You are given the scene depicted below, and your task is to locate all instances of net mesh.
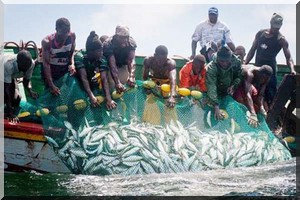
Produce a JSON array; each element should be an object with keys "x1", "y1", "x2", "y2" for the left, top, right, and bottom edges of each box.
[{"x1": 16, "y1": 74, "x2": 291, "y2": 175}]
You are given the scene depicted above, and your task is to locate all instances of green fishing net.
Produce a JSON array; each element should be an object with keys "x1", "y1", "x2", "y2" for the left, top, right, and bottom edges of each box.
[{"x1": 17, "y1": 73, "x2": 291, "y2": 175}]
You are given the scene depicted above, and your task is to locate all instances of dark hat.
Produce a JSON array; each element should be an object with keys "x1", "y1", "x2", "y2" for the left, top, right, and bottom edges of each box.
[
  {"x1": 208, "y1": 7, "x2": 218, "y2": 15},
  {"x1": 217, "y1": 46, "x2": 232, "y2": 60},
  {"x1": 270, "y1": 13, "x2": 283, "y2": 28},
  {"x1": 86, "y1": 31, "x2": 103, "y2": 52}
]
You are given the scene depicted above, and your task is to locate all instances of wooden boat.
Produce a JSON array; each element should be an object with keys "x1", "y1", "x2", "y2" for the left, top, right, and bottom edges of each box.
[{"x1": 2, "y1": 41, "x2": 298, "y2": 173}]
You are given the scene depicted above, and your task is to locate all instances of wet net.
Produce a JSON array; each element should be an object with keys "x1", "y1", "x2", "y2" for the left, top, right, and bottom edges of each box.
[{"x1": 16, "y1": 73, "x2": 292, "y2": 175}]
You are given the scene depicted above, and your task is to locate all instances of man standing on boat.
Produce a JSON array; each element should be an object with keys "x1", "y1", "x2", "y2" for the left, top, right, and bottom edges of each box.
[
  {"x1": 143, "y1": 45, "x2": 177, "y2": 108},
  {"x1": 233, "y1": 65, "x2": 273, "y2": 127},
  {"x1": 190, "y1": 7, "x2": 235, "y2": 60},
  {"x1": 206, "y1": 46, "x2": 242, "y2": 120},
  {"x1": 245, "y1": 13, "x2": 296, "y2": 110},
  {"x1": 75, "y1": 31, "x2": 117, "y2": 110},
  {"x1": 41, "y1": 17, "x2": 76, "y2": 96},
  {"x1": 2, "y1": 50, "x2": 38, "y2": 123},
  {"x1": 103, "y1": 25, "x2": 137, "y2": 93}
]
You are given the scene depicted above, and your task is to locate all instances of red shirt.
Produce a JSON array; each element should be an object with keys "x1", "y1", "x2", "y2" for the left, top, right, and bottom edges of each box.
[{"x1": 179, "y1": 61, "x2": 207, "y2": 92}]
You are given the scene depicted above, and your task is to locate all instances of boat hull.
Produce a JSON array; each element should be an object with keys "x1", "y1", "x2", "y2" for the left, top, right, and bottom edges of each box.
[{"x1": 4, "y1": 119, "x2": 70, "y2": 173}]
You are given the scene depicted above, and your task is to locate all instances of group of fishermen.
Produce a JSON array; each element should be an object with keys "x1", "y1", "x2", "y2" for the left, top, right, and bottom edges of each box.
[{"x1": 2, "y1": 7, "x2": 296, "y2": 131}]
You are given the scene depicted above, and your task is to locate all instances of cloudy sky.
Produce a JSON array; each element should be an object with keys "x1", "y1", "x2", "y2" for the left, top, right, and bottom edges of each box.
[{"x1": 1, "y1": 0, "x2": 298, "y2": 64}]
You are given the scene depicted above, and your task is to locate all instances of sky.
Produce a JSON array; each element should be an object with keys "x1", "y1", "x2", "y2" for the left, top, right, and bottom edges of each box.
[{"x1": 1, "y1": 0, "x2": 298, "y2": 65}]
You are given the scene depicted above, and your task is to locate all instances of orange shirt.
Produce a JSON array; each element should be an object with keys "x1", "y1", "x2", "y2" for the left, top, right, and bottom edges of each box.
[{"x1": 179, "y1": 61, "x2": 207, "y2": 92}]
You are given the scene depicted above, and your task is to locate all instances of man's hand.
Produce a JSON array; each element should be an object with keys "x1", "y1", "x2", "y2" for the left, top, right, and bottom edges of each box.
[
  {"x1": 260, "y1": 107, "x2": 267, "y2": 118},
  {"x1": 127, "y1": 76, "x2": 136, "y2": 88},
  {"x1": 214, "y1": 105, "x2": 225, "y2": 120},
  {"x1": 246, "y1": 111, "x2": 259, "y2": 128},
  {"x1": 8, "y1": 114, "x2": 20, "y2": 124},
  {"x1": 89, "y1": 95, "x2": 100, "y2": 107},
  {"x1": 227, "y1": 85, "x2": 235, "y2": 96},
  {"x1": 50, "y1": 85, "x2": 61, "y2": 96},
  {"x1": 106, "y1": 100, "x2": 117, "y2": 110},
  {"x1": 166, "y1": 96, "x2": 176, "y2": 108},
  {"x1": 115, "y1": 82, "x2": 126, "y2": 93},
  {"x1": 68, "y1": 65, "x2": 76, "y2": 76}
]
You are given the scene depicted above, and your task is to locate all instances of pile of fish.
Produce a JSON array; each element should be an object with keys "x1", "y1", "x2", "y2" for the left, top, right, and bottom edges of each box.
[{"x1": 45, "y1": 118, "x2": 291, "y2": 175}]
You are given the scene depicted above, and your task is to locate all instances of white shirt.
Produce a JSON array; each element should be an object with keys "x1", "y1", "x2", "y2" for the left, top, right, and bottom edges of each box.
[
  {"x1": 1, "y1": 53, "x2": 34, "y2": 83},
  {"x1": 191, "y1": 19, "x2": 233, "y2": 48}
]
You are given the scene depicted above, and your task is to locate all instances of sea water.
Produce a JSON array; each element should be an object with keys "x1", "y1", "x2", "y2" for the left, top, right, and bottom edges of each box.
[{"x1": 4, "y1": 157, "x2": 296, "y2": 197}]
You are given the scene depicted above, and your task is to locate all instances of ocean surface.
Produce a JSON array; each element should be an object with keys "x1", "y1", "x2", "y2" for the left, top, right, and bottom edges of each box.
[{"x1": 4, "y1": 157, "x2": 296, "y2": 197}]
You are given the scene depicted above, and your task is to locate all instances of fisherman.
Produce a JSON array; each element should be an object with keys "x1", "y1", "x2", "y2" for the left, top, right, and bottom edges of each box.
[
  {"x1": 179, "y1": 54, "x2": 207, "y2": 92},
  {"x1": 245, "y1": 13, "x2": 296, "y2": 110},
  {"x1": 206, "y1": 46, "x2": 242, "y2": 120},
  {"x1": 233, "y1": 65, "x2": 273, "y2": 127},
  {"x1": 74, "y1": 31, "x2": 117, "y2": 110},
  {"x1": 103, "y1": 25, "x2": 137, "y2": 93},
  {"x1": 2, "y1": 50, "x2": 38, "y2": 123},
  {"x1": 41, "y1": 17, "x2": 76, "y2": 96},
  {"x1": 191, "y1": 7, "x2": 235, "y2": 60},
  {"x1": 234, "y1": 45, "x2": 246, "y2": 64},
  {"x1": 143, "y1": 45, "x2": 177, "y2": 108}
]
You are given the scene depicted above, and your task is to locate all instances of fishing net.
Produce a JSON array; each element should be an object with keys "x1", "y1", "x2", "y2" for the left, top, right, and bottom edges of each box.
[{"x1": 16, "y1": 73, "x2": 292, "y2": 175}]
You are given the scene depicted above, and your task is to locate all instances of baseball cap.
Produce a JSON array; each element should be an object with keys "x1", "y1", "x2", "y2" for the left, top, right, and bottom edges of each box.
[
  {"x1": 115, "y1": 25, "x2": 130, "y2": 36},
  {"x1": 208, "y1": 7, "x2": 218, "y2": 15},
  {"x1": 270, "y1": 13, "x2": 283, "y2": 29}
]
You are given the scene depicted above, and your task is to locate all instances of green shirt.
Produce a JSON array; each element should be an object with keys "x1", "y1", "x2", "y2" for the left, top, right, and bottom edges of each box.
[
  {"x1": 74, "y1": 49, "x2": 109, "y2": 81},
  {"x1": 206, "y1": 54, "x2": 242, "y2": 105}
]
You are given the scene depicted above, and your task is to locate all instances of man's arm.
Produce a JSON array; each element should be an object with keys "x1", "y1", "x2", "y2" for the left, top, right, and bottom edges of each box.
[
  {"x1": 127, "y1": 49, "x2": 136, "y2": 87},
  {"x1": 243, "y1": 71, "x2": 256, "y2": 114},
  {"x1": 100, "y1": 70, "x2": 117, "y2": 110},
  {"x1": 142, "y1": 57, "x2": 150, "y2": 80},
  {"x1": 78, "y1": 68, "x2": 98, "y2": 107},
  {"x1": 227, "y1": 42, "x2": 236, "y2": 52},
  {"x1": 191, "y1": 40, "x2": 197, "y2": 60},
  {"x1": 245, "y1": 31, "x2": 260, "y2": 64},
  {"x1": 68, "y1": 33, "x2": 77, "y2": 75},
  {"x1": 22, "y1": 78, "x2": 38, "y2": 99},
  {"x1": 167, "y1": 59, "x2": 177, "y2": 108},
  {"x1": 4, "y1": 83, "x2": 13, "y2": 116},
  {"x1": 108, "y1": 55, "x2": 125, "y2": 93},
  {"x1": 41, "y1": 38, "x2": 60, "y2": 95},
  {"x1": 281, "y1": 38, "x2": 296, "y2": 74}
]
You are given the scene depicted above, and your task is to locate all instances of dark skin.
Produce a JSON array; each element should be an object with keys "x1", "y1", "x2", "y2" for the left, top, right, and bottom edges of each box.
[
  {"x1": 5, "y1": 58, "x2": 38, "y2": 123},
  {"x1": 191, "y1": 13, "x2": 235, "y2": 59},
  {"x1": 245, "y1": 26, "x2": 296, "y2": 74},
  {"x1": 42, "y1": 24, "x2": 76, "y2": 96},
  {"x1": 78, "y1": 49, "x2": 117, "y2": 110},
  {"x1": 243, "y1": 65, "x2": 270, "y2": 115},
  {"x1": 108, "y1": 35, "x2": 136, "y2": 94},
  {"x1": 143, "y1": 54, "x2": 177, "y2": 107}
]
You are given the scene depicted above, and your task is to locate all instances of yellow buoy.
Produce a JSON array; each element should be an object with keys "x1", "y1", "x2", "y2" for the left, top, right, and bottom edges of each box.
[
  {"x1": 55, "y1": 105, "x2": 68, "y2": 113},
  {"x1": 161, "y1": 84, "x2": 171, "y2": 93},
  {"x1": 177, "y1": 88, "x2": 191, "y2": 96},
  {"x1": 283, "y1": 136, "x2": 295, "y2": 143},
  {"x1": 143, "y1": 80, "x2": 156, "y2": 89},
  {"x1": 220, "y1": 109, "x2": 229, "y2": 119},
  {"x1": 112, "y1": 91, "x2": 124, "y2": 99},
  {"x1": 73, "y1": 99, "x2": 87, "y2": 110},
  {"x1": 191, "y1": 90, "x2": 203, "y2": 100},
  {"x1": 17, "y1": 111, "x2": 31, "y2": 118},
  {"x1": 36, "y1": 108, "x2": 50, "y2": 117},
  {"x1": 96, "y1": 95, "x2": 105, "y2": 104}
]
